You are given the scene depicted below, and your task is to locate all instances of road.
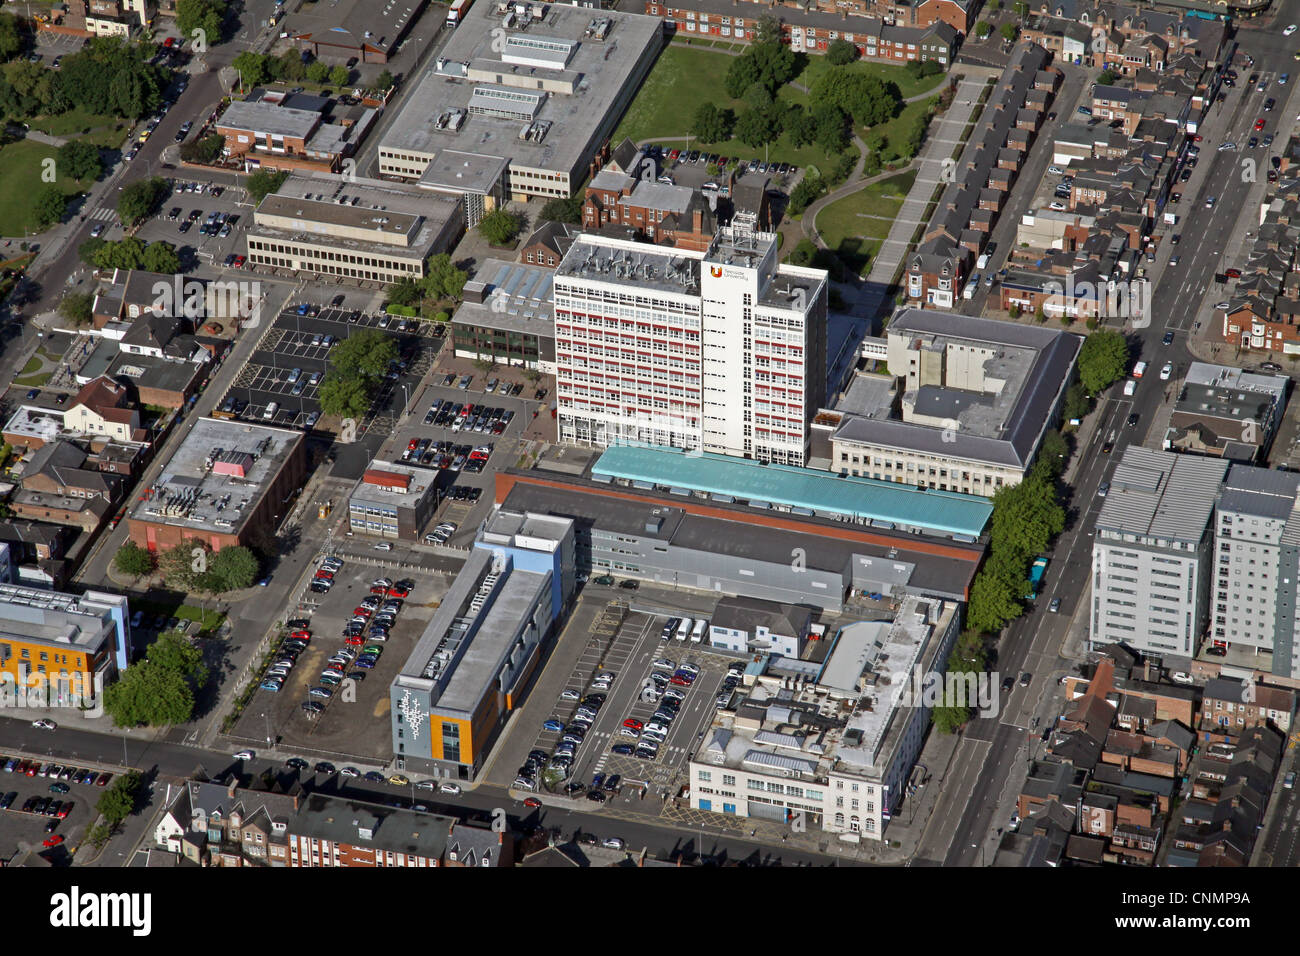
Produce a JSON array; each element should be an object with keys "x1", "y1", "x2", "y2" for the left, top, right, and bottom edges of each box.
[
  {"x1": 0, "y1": 716, "x2": 850, "y2": 866},
  {"x1": 920, "y1": 12, "x2": 1300, "y2": 866}
]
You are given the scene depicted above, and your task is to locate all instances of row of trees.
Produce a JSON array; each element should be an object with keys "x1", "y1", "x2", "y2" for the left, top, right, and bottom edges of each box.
[
  {"x1": 78, "y1": 235, "x2": 180, "y2": 274},
  {"x1": 963, "y1": 331, "x2": 1130, "y2": 639},
  {"x1": 86, "y1": 770, "x2": 144, "y2": 847},
  {"x1": 115, "y1": 540, "x2": 261, "y2": 594},
  {"x1": 176, "y1": 0, "x2": 228, "y2": 46},
  {"x1": 231, "y1": 48, "x2": 357, "y2": 90}
]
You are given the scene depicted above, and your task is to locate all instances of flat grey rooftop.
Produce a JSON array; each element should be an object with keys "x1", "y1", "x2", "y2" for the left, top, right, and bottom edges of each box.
[
  {"x1": 417, "y1": 149, "x2": 511, "y2": 195},
  {"x1": 129, "y1": 417, "x2": 302, "y2": 537},
  {"x1": 556, "y1": 235, "x2": 702, "y2": 298},
  {"x1": 1218, "y1": 463, "x2": 1300, "y2": 521},
  {"x1": 217, "y1": 99, "x2": 320, "y2": 140},
  {"x1": 1097, "y1": 447, "x2": 1227, "y2": 543},
  {"x1": 380, "y1": 1, "x2": 661, "y2": 177}
]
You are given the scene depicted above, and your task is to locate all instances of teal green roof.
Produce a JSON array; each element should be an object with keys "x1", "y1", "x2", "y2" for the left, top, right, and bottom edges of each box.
[{"x1": 592, "y1": 445, "x2": 992, "y2": 537}]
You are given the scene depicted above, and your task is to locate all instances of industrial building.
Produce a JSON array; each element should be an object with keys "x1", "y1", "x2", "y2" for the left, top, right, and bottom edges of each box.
[
  {"x1": 126, "y1": 418, "x2": 308, "y2": 554},
  {"x1": 495, "y1": 467, "x2": 985, "y2": 611}
]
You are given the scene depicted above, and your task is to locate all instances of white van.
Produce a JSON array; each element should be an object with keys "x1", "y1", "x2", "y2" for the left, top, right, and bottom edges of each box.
[
  {"x1": 263, "y1": 401, "x2": 278, "y2": 420},
  {"x1": 675, "y1": 617, "x2": 693, "y2": 642},
  {"x1": 690, "y1": 619, "x2": 707, "y2": 643},
  {"x1": 1123, "y1": 379, "x2": 1136, "y2": 396},
  {"x1": 963, "y1": 276, "x2": 978, "y2": 300},
  {"x1": 976, "y1": 252, "x2": 990, "y2": 270},
  {"x1": 1132, "y1": 361, "x2": 1148, "y2": 379}
]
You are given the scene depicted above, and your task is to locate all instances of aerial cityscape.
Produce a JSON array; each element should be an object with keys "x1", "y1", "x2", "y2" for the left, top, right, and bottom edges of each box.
[{"x1": 0, "y1": 0, "x2": 1291, "y2": 898}]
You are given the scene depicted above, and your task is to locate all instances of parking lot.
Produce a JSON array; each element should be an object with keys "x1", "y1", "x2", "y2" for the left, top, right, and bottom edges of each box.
[
  {"x1": 231, "y1": 552, "x2": 452, "y2": 765},
  {"x1": 123, "y1": 176, "x2": 250, "y2": 267},
  {"x1": 218, "y1": 301, "x2": 444, "y2": 434},
  {"x1": 500, "y1": 593, "x2": 746, "y2": 806},
  {"x1": 0, "y1": 758, "x2": 112, "y2": 861}
]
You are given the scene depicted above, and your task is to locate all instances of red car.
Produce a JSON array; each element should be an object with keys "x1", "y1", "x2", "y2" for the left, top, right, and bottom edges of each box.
[
  {"x1": 388, "y1": 586, "x2": 410, "y2": 598},
  {"x1": 370, "y1": 585, "x2": 388, "y2": 595},
  {"x1": 95, "y1": 773, "x2": 111, "y2": 787},
  {"x1": 290, "y1": 630, "x2": 311, "y2": 641},
  {"x1": 407, "y1": 439, "x2": 419, "y2": 451},
  {"x1": 233, "y1": 255, "x2": 246, "y2": 268},
  {"x1": 354, "y1": 606, "x2": 372, "y2": 617},
  {"x1": 622, "y1": 718, "x2": 644, "y2": 730},
  {"x1": 25, "y1": 763, "x2": 38, "y2": 777},
  {"x1": 344, "y1": 636, "x2": 365, "y2": 646},
  {"x1": 1191, "y1": 134, "x2": 1202, "y2": 142},
  {"x1": 523, "y1": 797, "x2": 542, "y2": 808},
  {"x1": 1255, "y1": 118, "x2": 1266, "y2": 131},
  {"x1": 315, "y1": 570, "x2": 334, "y2": 580},
  {"x1": 57, "y1": 801, "x2": 72, "y2": 818},
  {"x1": 670, "y1": 676, "x2": 690, "y2": 686},
  {"x1": 43, "y1": 834, "x2": 64, "y2": 847},
  {"x1": 1225, "y1": 268, "x2": 1242, "y2": 279}
]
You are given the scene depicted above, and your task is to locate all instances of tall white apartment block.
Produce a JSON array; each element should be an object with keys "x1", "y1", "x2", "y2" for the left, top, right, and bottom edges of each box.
[
  {"x1": 552, "y1": 227, "x2": 827, "y2": 465},
  {"x1": 1090, "y1": 448, "x2": 1228, "y2": 658}
]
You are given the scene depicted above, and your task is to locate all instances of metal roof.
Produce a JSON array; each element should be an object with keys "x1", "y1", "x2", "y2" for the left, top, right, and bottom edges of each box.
[
  {"x1": 591, "y1": 445, "x2": 992, "y2": 538},
  {"x1": 1097, "y1": 447, "x2": 1227, "y2": 542}
]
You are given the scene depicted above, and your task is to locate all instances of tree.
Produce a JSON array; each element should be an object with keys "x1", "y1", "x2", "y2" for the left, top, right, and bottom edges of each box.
[
  {"x1": 275, "y1": 47, "x2": 307, "y2": 82},
  {"x1": 95, "y1": 771, "x2": 142, "y2": 829},
  {"x1": 387, "y1": 277, "x2": 421, "y2": 307},
  {"x1": 1063, "y1": 381, "x2": 1091, "y2": 421},
  {"x1": 330, "y1": 327, "x2": 398, "y2": 381},
  {"x1": 140, "y1": 241, "x2": 180, "y2": 275},
  {"x1": 1000, "y1": 22, "x2": 1018, "y2": 41},
  {"x1": 306, "y1": 61, "x2": 330, "y2": 84},
  {"x1": 376, "y1": 69, "x2": 395, "y2": 91},
  {"x1": 691, "y1": 101, "x2": 734, "y2": 144},
  {"x1": 813, "y1": 103, "x2": 850, "y2": 154},
  {"x1": 114, "y1": 542, "x2": 154, "y2": 577},
  {"x1": 103, "y1": 654, "x2": 197, "y2": 727},
  {"x1": 905, "y1": 59, "x2": 943, "y2": 81},
  {"x1": 966, "y1": 552, "x2": 1028, "y2": 634},
  {"x1": 318, "y1": 372, "x2": 371, "y2": 419},
  {"x1": 1032, "y1": 429, "x2": 1069, "y2": 483},
  {"x1": 479, "y1": 208, "x2": 521, "y2": 246},
  {"x1": 743, "y1": 82, "x2": 774, "y2": 113},
  {"x1": 826, "y1": 38, "x2": 856, "y2": 65},
  {"x1": 232, "y1": 50, "x2": 272, "y2": 86},
  {"x1": 785, "y1": 104, "x2": 817, "y2": 147},
  {"x1": 117, "y1": 176, "x2": 167, "y2": 226},
  {"x1": 180, "y1": 132, "x2": 224, "y2": 164},
  {"x1": 734, "y1": 108, "x2": 776, "y2": 148},
  {"x1": 787, "y1": 238, "x2": 819, "y2": 267},
  {"x1": 753, "y1": 14, "x2": 783, "y2": 46},
  {"x1": 1077, "y1": 328, "x2": 1129, "y2": 395},
  {"x1": 539, "y1": 196, "x2": 582, "y2": 224},
  {"x1": 787, "y1": 175, "x2": 826, "y2": 216},
  {"x1": 32, "y1": 185, "x2": 67, "y2": 229},
  {"x1": 0, "y1": 12, "x2": 21, "y2": 63},
  {"x1": 91, "y1": 236, "x2": 146, "y2": 271},
  {"x1": 176, "y1": 0, "x2": 226, "y2": 47},
  {"x1": 1098, "y1": 70, "x2": 1119, "y2": 85},
  {"x1": 58, "y1": 291, "x2": 94, "y2": 327},
  {"x1": 329, "y1": 65, "x2": 350, "y2": 88},
  {"x1": 423, "y1": 253, "x2": 468, "y2": 301},
  {"x1": 812, "y1": 68, "x2": 900, "y2": 127},
  {"x1": 245, "y1": 168, "x2": 288, "y2": 204},
  {"x1": 203, "y1": 545, "x2": 259, "y2": 592},
  {"x1": 59, "y1": 140, "x2": 102, "y2": 181},
  {"x1": 989, "y1": 476, "x2": 1065, "y2": 565},
  {"x1": 158, "y1": 540, "x2": 209, "y2": 592},
  {"x1": 975, "y1": 21, "x2": 992, "y2": 39},
  {"x1": 724, "y1": 51, "x2": 762, "y2": 99}
]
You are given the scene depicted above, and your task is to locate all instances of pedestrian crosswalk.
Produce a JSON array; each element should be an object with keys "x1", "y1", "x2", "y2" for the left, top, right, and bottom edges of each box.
[{"x1": 87, "y1": 207, "x2": 115, "y2": 222}]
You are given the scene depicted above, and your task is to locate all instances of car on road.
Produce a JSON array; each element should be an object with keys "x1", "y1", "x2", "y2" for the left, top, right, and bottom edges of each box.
[
  {"x1": 1101, "y1": 441, "x2": 1114, "y2": 454},
  {"x1": 31, "y1": 720, "x2": 56, "y2": 731},
  {"x1": 1162, "y1": 330, "x2": 1174, "y2": 345},
  {"x1": 1205, "y1": 196, "x2": 1216, "y2": 208},
  {"x1": 1019, "y1": 672, "x2": 1032, "y2": 687},
  {"x1": 233, "y1": 750, "x2": 255, "y2": 760},
  {"x1": 1127, "y1": 412, "x2": 1140, "y2": 427},
  {"x1": 1048, "y1": 597, "x2": 1062, "y2": 613},
  {"x1": 1217, "y1": 141, "x2": 1236, "y2": 151},
  {"x1": 1255, "y1": 118, "x2": 1267, "y2": 131},
  {"x1": 1286, "y1": 23, "x2": 1297, "y2": 35},
  {"x1": 438, "y1": 782, "x2": 462, "y2": 795},
  {"x1": 1286, "y1": 771, "x2": 1297, "y2": 789},
  {"x1": 1098, "y1": 481, "x2": 1110, "y2": 498},
  {"x1": 1225, "y1": 269, "x2": 1242, "y2": 279},
  {"x1": 1159, "y1": 362, "x2": 1173, "y2": 380},
  {"x1": 1047, "y1": 165, "x2": 1064, "y2": 174}
]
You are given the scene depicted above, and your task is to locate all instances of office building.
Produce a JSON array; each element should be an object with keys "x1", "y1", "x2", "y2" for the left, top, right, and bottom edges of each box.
[
  {"x1": 1165, "y1": 363, "x2": 1289, "y2": 463},
  {"x1": 451, "y1": 258, "x2": 556, "y2": 371},
  {"x1": 554, "y1": 226, "x2": 828, "y2": 465},
  {"x1": 832, "y1": 309, "x2": 1080, "y2": 494},
  {"x1": 378, "y1": 1, "x2": 662, "y2": 200},
  {"x1": 389, "y1": 510, "x2": 575, "y2": 781},
  {"x1": 0, "y1": 583, "x2": 131, "y2": 691},
  {"x1": 245, "y1": 171, "x2": 463, "y2": 285},
  {"x1": 1090, "y1": 448, "x2": 1228, "y2": 657},
  {"x1": 688, "y1": 595, "x2": 960, "y2": 839},
  {"x1": 348, "y1": 462, "x2": 441, "y2": 541}
]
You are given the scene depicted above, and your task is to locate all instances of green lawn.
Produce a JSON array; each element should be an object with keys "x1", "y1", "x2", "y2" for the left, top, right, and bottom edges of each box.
[
  {"x1": 791, "y1": 56, "x2": 947, "y2": 103},
  {"x1": 815, "y1": 170, "x2": 919, "y2": 276},
  {"x1": 0, "y1": 139, "x2": 91, "y2": 236},
  {"x1": 866, "y1": 97, "x2": 938, "y2": 165},
  {"x1": 27, "y1": 109, "x2": 130, "y2": 150},
  {"x1": 612, "y1": 45, "x2": 848, "y2": 171}
]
